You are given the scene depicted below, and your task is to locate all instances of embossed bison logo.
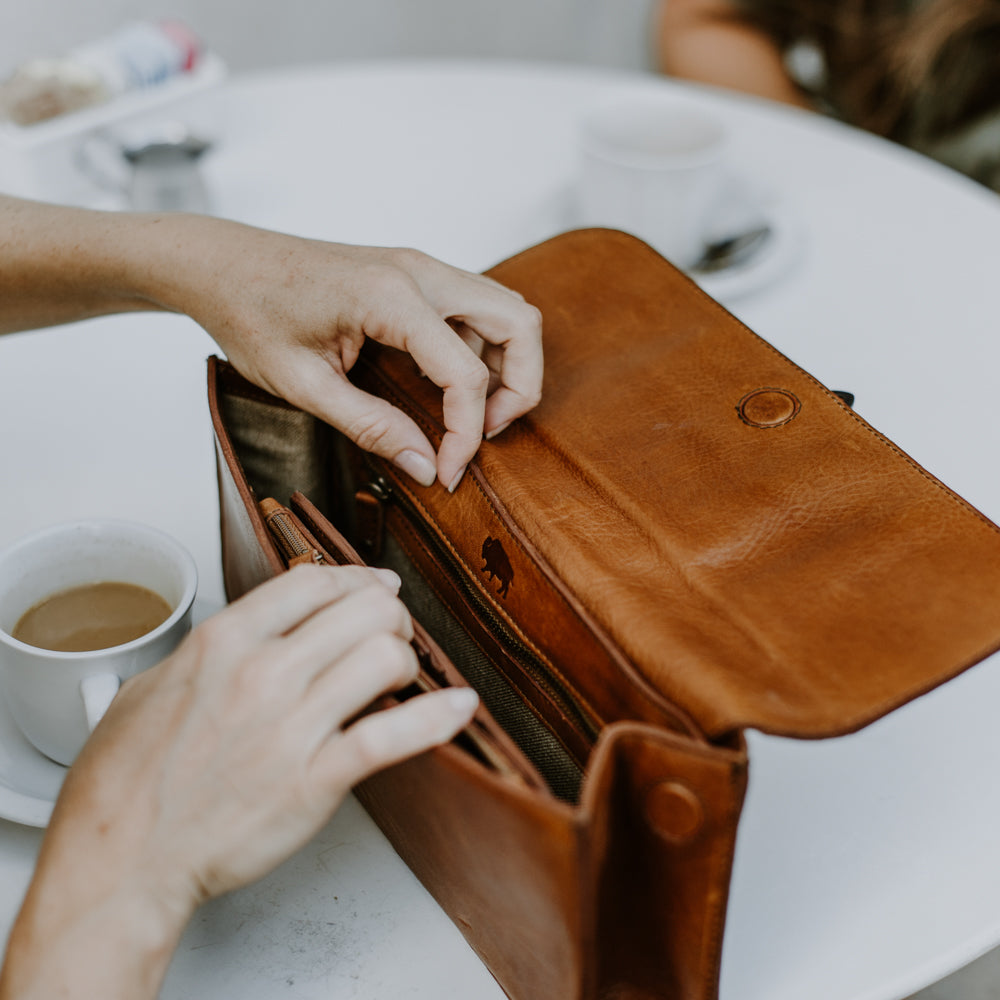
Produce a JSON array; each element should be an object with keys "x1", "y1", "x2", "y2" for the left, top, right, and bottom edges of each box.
[{"x1": 481, "y1": 536, "x2": 513, "y2": 599}]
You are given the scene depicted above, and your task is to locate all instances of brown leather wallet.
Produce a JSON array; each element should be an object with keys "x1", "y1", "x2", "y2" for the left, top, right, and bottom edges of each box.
[{"x1": 208, "y1": 229, "x2": 1000, "y2": 1000}]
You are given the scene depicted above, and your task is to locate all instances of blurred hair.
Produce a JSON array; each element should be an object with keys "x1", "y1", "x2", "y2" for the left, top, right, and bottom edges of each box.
[{"x1": 738, "y1": 0, "x2": 1000, "y2": 140}]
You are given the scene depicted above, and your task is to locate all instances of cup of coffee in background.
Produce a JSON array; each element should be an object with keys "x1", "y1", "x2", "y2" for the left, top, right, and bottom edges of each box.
[
  {"x1": 0, "y1": 519, "x2": 197, "y2": 766},
  {"x1": 577, "y1": 94, "x2": 728, "y2": 269}
]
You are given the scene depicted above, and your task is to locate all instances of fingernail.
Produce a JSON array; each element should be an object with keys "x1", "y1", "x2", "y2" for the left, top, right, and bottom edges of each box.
[
  {"x1": 485, "y1": 419, "x2": 513, "y2": 441},
  {"x1": 447, "y1": 467, "x2": 466, "y2": 493},
  {"x1": 393, "y1": 449, "x2": 437, "y2": 488},
  {"x1": 372, "y1": 568, "x2": 401, "y2": 591},
  {"x1": 448, "y1": 687, "x2": 479, "y2": 714}
]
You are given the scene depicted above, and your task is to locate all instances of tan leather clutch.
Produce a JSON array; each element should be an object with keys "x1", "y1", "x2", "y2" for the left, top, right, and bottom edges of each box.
[{"x1": 209, "y1": 229, "x2": 1000, "y2": 1000}]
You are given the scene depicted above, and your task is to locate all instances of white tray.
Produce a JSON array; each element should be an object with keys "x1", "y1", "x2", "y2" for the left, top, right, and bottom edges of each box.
[{"x1": 0, "y1": 51, "x2": 226, "y2": 204}]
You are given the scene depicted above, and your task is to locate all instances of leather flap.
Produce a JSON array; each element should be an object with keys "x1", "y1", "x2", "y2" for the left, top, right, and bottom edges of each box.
[{"x1": 352, "y1": 229, "x2": 1000, "y2": 740}]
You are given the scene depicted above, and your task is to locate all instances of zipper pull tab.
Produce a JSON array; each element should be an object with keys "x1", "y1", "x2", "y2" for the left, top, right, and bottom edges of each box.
[
  {"x1": 259, "y1": 498, "x2": 326, "y2": 568},
  {"x1": 354, "y1": 476, "x2": 391, "y2": 563}
]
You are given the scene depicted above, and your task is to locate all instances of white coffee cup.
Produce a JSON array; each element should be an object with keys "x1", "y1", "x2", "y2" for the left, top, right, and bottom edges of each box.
[
  {"x1": 0, "y1": 520, "x2": 197, "y2": 766},
  {"x1": 577, "y1": 95, "x2": 728, "y2": 269}
]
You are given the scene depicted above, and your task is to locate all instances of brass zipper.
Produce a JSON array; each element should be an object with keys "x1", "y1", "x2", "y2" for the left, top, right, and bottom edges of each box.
[
  {"x1": 360, "y1": 469, "x2": 601, "y2": 746},
  {"x1": 259, "y1": 498, "x2": 325, "y2": 567}
]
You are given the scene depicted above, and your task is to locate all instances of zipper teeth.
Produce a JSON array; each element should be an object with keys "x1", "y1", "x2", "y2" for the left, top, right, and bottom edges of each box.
[
  {"x1": 268, "y1": 510, "x2": 315, "y2": 559},
  {"x1": 369, "y1": 471, "x2": 600, "y2": 743}
]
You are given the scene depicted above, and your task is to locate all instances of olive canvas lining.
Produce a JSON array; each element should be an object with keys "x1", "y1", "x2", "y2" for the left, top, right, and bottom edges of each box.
[
  {"x1": 220, "y1": 392, "x2": 333, "y2": 512},
  {"x1": 381, "y1": 532, "x2": 583, "y2": 801}
]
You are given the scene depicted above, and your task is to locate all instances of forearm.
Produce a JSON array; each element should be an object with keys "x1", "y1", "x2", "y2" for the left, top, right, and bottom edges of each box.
[
  {"x1": 656, "y1": 0, "x2": 813, "y2": 108},
  {"x1": 0, "y1": 195, "x2": 227, "y2": 335}
]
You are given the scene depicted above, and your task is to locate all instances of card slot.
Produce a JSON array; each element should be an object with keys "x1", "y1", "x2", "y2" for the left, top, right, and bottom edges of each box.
[
  {"x1": 399, "y1": 652, "x2": 551, "y2": 791},
  {"x1": 380, "y1": 515, "x2": 589, "y2": 803},
  {"x1": 260, "y1": 496, "x2": 550, "y2": 794}
]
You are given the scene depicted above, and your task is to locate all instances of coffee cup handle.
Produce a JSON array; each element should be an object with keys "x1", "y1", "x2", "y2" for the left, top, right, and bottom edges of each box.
[{"x1": 80, "y1": 673, "x2": 122, "y2": 732}]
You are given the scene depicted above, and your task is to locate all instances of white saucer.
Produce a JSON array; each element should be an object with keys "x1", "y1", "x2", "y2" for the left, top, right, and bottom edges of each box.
[
  {"x1": 0, "y1": 692, "x2": 66, "y2": 828},
  {"x1": 688, "y1": 206, "x2": 802, "y2": 304},
  {"x1": 0, "y1": 596, "x2": 220, "y2": 828},
  {"x1": 563, "y1": 175, "x2": 802, "y2": 305}
]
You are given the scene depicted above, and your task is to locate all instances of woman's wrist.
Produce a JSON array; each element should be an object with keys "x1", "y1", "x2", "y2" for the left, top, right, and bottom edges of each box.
[
  {"x1": 1, "y1": 862, "x2": 195, "y2": 1000},
  {"x1": 106, "y1": 210, "x2": 231, "y2": 315}
]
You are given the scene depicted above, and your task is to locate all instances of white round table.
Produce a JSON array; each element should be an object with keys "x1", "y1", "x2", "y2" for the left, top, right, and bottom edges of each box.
[{"x1": 2, "y1": 60, "x2": 1000, "y2": 1000}]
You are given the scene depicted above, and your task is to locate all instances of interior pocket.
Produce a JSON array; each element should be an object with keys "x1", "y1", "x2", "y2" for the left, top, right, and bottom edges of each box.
[{"x1": 380, "y1": 528, "x2": 587, "y2": 802}]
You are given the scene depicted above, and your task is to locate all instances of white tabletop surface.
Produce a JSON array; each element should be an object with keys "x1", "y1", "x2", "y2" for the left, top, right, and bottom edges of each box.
[{"x1": 2, "y1": 59, "x2": 1000, "y2": 1000}]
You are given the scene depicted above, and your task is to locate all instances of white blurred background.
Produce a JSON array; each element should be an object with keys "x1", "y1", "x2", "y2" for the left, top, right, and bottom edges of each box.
[
  {"x1": 2, "y1": 5, "x2": 999, "y2": 1000},
  {"x1": 0, "y1": 0, "x2": 657, "y2": 76}
]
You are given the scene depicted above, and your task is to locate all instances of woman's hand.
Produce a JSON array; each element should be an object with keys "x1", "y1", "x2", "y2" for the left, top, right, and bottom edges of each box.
[
  {"x1": 0, "y1": 565, "x2": 478, "y2": 1000},
  {"x1": 177, "y1": 228, "x2": 544, "y2": 492}
]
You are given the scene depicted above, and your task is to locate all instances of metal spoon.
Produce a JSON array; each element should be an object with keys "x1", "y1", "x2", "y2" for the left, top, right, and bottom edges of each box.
[{"x1": 689, "y1": 224, "x2": 773, "y2": 275}]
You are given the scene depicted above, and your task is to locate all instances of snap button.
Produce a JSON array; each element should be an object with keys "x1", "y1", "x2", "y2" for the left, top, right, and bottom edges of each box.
[
  {"x1": 643, "y1": 781, "x2": 704, "y2": 845},
  {"x1": 737, "y1": 388, "x2": 801, "y2": 428}
]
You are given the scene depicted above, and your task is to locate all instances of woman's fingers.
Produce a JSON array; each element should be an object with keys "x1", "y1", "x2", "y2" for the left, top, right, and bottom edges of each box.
[
  {"x1": 315, "y1": 687, "x2": 480, "y2": 790},
  {"x1": 207, "y1": 563, "x2": 400, "y2": 649},
  {"x1": 390, "y1": 297, "x2": 541, "y2": 489},
  {"x1": 272, "y1": 583, "x2": 415, "y2": 697},
  {"x1": 390, "y1": 304, "x2": 491, "y2": 490},
  {"x1": 300, "y1": 632, "x2": 419, "y2": 730},
  {"x1": 413, "y1": 260, "x2": 544, "y2": 437},
  {"x1": 290, "y1": 365, "x2": 441, "y2": 488}
]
